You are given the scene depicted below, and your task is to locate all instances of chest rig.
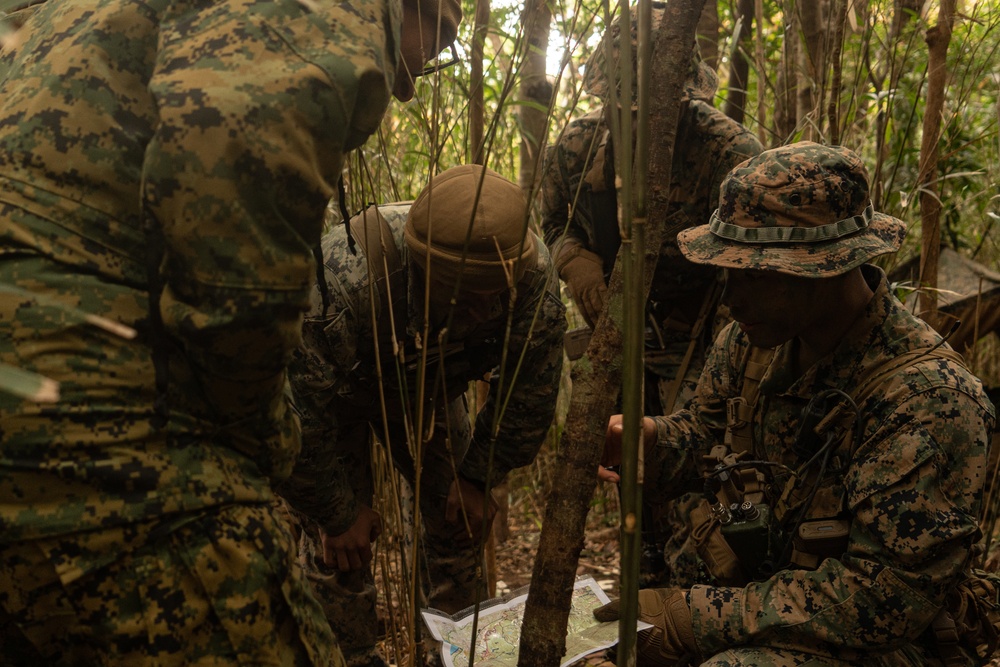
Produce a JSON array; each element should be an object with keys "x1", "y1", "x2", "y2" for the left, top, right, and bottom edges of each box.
[{"x1": 690, "y1": 342, "x2": 966, "y2": 584}]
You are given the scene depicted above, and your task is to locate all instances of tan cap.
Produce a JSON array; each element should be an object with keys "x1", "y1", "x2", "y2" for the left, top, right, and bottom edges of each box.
[{"x1": 405, "y1": 165, "x2": 537, "y2": 291}]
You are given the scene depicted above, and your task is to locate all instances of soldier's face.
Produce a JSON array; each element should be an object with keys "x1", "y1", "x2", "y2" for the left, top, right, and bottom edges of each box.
[
  {"x1": 394, "y1": 6, "x2": 446, "y2": 101},
  {"x1": 427, "y1": 281, "x2": 505, "y2": 331},
  {"x1": 721, "y1": 269, "x2": 824, "y2": 349}
]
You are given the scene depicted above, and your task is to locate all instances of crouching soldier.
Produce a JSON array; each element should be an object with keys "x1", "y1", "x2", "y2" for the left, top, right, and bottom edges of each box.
[
  {"x1": 280, "y1": 165, "x2": 566, "y2": 667},
  {"x1": 599, "y1": 142, "x2": 999, "y2": 665}
]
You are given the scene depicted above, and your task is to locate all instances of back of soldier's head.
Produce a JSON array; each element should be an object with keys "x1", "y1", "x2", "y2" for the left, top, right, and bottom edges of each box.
[{"x1": 404, "y1": 164, "x2": 536, "y2": 292}]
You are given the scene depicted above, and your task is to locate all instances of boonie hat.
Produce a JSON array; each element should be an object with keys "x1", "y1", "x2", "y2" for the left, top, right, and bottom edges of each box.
[
  {"x1": 405, "y1": 165, "x2": 536, "y2": 291},
  {"x1": 582, "y1": 2, "x2": 717, "y2": 105},
  {"x1": 677, "y1": 141, "x2": 906, "y2": 278}
]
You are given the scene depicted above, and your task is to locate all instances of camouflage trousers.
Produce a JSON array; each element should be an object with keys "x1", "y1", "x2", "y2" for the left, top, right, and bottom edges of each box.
[
  {"x1": 697, "y1": 643, "x2": 948, "y2": 666},
  {"x1": 291, "y1": 392, "x2": 489, "y2": 667},
  {"x1": 0, "y1": 503, "x2": 338, "y2": 667},
  {"x1": 700, "y1": 646, "x2": 934, "y2": 667}
]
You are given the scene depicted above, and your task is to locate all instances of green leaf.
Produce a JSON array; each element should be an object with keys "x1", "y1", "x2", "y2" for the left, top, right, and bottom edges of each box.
[{"x1": 0, "y1": 363, "x2": 58, "y2": 402}]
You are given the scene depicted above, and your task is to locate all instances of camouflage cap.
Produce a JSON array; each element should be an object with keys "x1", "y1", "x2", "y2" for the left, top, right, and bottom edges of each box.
[
  {"x1": 676, "y1": 142, "x2": 906, "y2": 278},
  {"x1": 405, "y1": 165, "x2": 537, "y2": 291},
  {"x1": 582, "y1": 3, "x2": 717, "y2": 105},
  {"x1": 403, "y1": 0, "x2": 463, "y2": 47}
]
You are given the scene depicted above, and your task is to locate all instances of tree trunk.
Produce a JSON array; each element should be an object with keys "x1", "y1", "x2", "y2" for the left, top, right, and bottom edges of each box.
[
  {"x1": 774, "y1": 0, "x2": 798, "y2": 144},
  {"x1": 516, "y1": 2, "x2": 706, "y2": 666},
  {"x1": 517, "y1": 0, "x2": 552, "y2": 191},
  {"x1": 872, "y1": 0, "x2": 923, "y2": 206},
  {"x1": 696, "y1": 0, "x2": 719, "y2": 69},
  {"x1": 469, "y1": 0, "x2": 491, "y2": 164},
  {"x1": 795, "y1": 0, "x2": 828, "y2": 141},
  {"x1": 723, "y1": 0, "x2": 754, "y2": 123},
  {"x1": 826, "y1": 0, "x2": 847, "y2": 144},
  {"x1": 917, "y1": 0, "x2": 956, "y2": 323}
]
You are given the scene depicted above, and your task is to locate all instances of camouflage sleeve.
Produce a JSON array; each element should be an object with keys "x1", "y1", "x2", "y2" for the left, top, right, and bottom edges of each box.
[
  {"x1": 278, "y1": 310, "x2": 360, "y2": 536},
  {"x1": 539, "y1": 114, "x2": 602, "y2": 262},
  {"x1": 142, "y1": 1, "x2": 396, "y2": 453},
  {"x1": 460, "y1": 241, "x2": 567, "y2": 485},
  {"x1": 705, "y1": 128, "x2": 762, "y2": 213},
  {"x1": 689, "y1": 386, "x2": 993, "y2": 655},
  {"x1": 645, "y1": 324, "x2": 739, "y2": 501}
]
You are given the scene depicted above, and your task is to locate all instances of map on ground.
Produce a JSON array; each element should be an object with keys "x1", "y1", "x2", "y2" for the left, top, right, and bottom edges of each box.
[{"x1": 421, "y1": 576, "x2": 651, "y2": 667}]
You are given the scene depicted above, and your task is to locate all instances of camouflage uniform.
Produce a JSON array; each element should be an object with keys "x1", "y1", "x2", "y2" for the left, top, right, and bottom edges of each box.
[
  {"x1": 283, "y1": 202, "x2": 566, "y2": 665},
  {"x1": 541, "y1": 20, "x2": 762, "y2": 588},
  {"x1": 646, "y1": 267, "x2": 995, "y2": 664},
  {"x1": 0, "y1": 1, "x2": 401, "y2": 664},
  {"x1": 627, "y1": 143, "x2": 998, "y2": 665},
  {"x1": 540, "y1": 85, "x2": 762, "y2": 416}
]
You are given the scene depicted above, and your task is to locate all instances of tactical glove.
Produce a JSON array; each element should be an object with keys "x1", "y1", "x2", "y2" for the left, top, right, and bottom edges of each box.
[
  {"x1": 593, "y1": 588, "x2": 697, "y2": 667},
  {"x1": 559, "y1": 248, "x2": 607, "y2": 328}
]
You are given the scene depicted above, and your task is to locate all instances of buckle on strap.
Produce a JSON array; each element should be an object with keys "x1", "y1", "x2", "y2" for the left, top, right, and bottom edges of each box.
[{"x1": 726, "y1": 397, "x2": 751, "y2": 428}]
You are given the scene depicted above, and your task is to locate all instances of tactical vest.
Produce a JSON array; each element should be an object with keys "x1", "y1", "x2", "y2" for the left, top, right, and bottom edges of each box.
[{"x1": 691, "y1": 341, "x2": 969, "y2": 584}]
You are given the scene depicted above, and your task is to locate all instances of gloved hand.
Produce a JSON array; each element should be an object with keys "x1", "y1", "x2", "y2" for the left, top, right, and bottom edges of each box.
[
  {"x1": 593, "y1": 588, "x2": 697, "y2": 667},
  {"x1": 559, "y1": 248, "x2": 607, "y2": 328}
]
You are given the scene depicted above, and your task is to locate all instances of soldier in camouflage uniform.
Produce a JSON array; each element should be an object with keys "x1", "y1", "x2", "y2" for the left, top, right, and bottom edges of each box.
[
  {"x1": 0, "y1": 0, "x2": 460, "y2": 664},
  {"x1": 597, "y1": 142, "x2": 998, "y2": 666},
  {"x1": 283, "y1": 165, "x2": 566, "y2": 667},
  {"x1": 540, "y1": 3, "x2": 762, "y2": 416},
  {"x1": 541, "y1": 3, "x2": 762, "y2": 588}
]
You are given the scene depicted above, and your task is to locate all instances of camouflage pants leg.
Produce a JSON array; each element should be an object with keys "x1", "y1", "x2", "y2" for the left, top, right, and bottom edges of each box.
[
  {"x1": 700, "y1": 646, "x2": 853, "y2": 666},
  {"x1": 701, "y1": 642, "x2": 952, "y2": 667},
  {"x1": 0, "y1": 503, "x2": 337, "y2": 667},
  {"x1": 290, "y1": 418, "x2": 381, "y2": 667},
  {"x1": 418, "y1": 393, "x2": 486, "y2": 615}
]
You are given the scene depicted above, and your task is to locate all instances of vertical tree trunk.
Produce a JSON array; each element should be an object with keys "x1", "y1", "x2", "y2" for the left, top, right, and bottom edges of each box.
[
  {"x1": 872, "y1": 0, "x2": 923, "y2": 206},
  {"x1": 517, "y1": 0, "x2": 553, "y2": 191},
  {"x1": 696, "y1": 0, "x2": 720, "y2": 69},
  {"x1": 723, "y1": 0, "x2": 754, "y2": 123},
  {"x1": 516, "y1": 2, "x2": 706, "y2": 665},
  {"x1": 795, "y1": 0, "x2": 828, "y2": 141},
  {"x1": 469, "y1": 0, "x2": 491, "y2": 164},
  {"x1": 774, "y1": 0, "x2": 798, "y2": 144},
  {"x1": 753, "y1": 0, "x2": 766, "y2": 144},
  {"x1": 826, "y1": 0, "x2": 847, "y2": 144},
  {"x1": 917, "y1": 0, "x2": 957, "y2": 322}
]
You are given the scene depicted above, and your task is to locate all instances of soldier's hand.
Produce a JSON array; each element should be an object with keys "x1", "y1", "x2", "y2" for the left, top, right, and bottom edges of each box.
[
  {"x1": 445, "y1": 476, "x2": 499, "y2": 544},
  {"x1": 593, "y1": 589, "x2": 697, "y2": 666},
  {"x1": 321, "y1": 504, "x2": 382, "y2": 572},
  {"x1": 561, "y1": 249, "x2": 607, "y2": 328},
  {"x1": 600, "y1": 415, "x2": 657, "y2": 483}
]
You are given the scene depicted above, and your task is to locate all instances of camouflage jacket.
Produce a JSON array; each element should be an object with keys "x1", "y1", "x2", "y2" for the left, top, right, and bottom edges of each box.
[
  {"x1": 540, "y1": 100, "x2": 762, "y2": 319},
  {"x1": 648, "y1": 266, "x2": 996, "y2": 656},
  {"x1": 0, "y1": 0, "x2": 399, "y2": 551},
  {"x1": 284, "y1": 203, "x2": 566, "y2": 534}
]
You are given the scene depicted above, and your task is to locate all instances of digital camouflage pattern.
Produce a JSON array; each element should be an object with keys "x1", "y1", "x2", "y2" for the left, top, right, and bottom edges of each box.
[
  {"x1": 540, "y1": 97, "x2": 762, "y2": 412},
  {"x1": 0, "y1": 0, "x2": 402, "y2": 663},
  {"x1": 0, "y1": 504, "x2": 333, "y2": 666},
  {"x1": 646, "y1": 266, "x2": 995, "y2": 664},
  {"x1": 677, "y1": 142, "x2": 907, "y2": 278},
  {"x1": 282, "y1": 202, "x2": 566, "y2": 663}
]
